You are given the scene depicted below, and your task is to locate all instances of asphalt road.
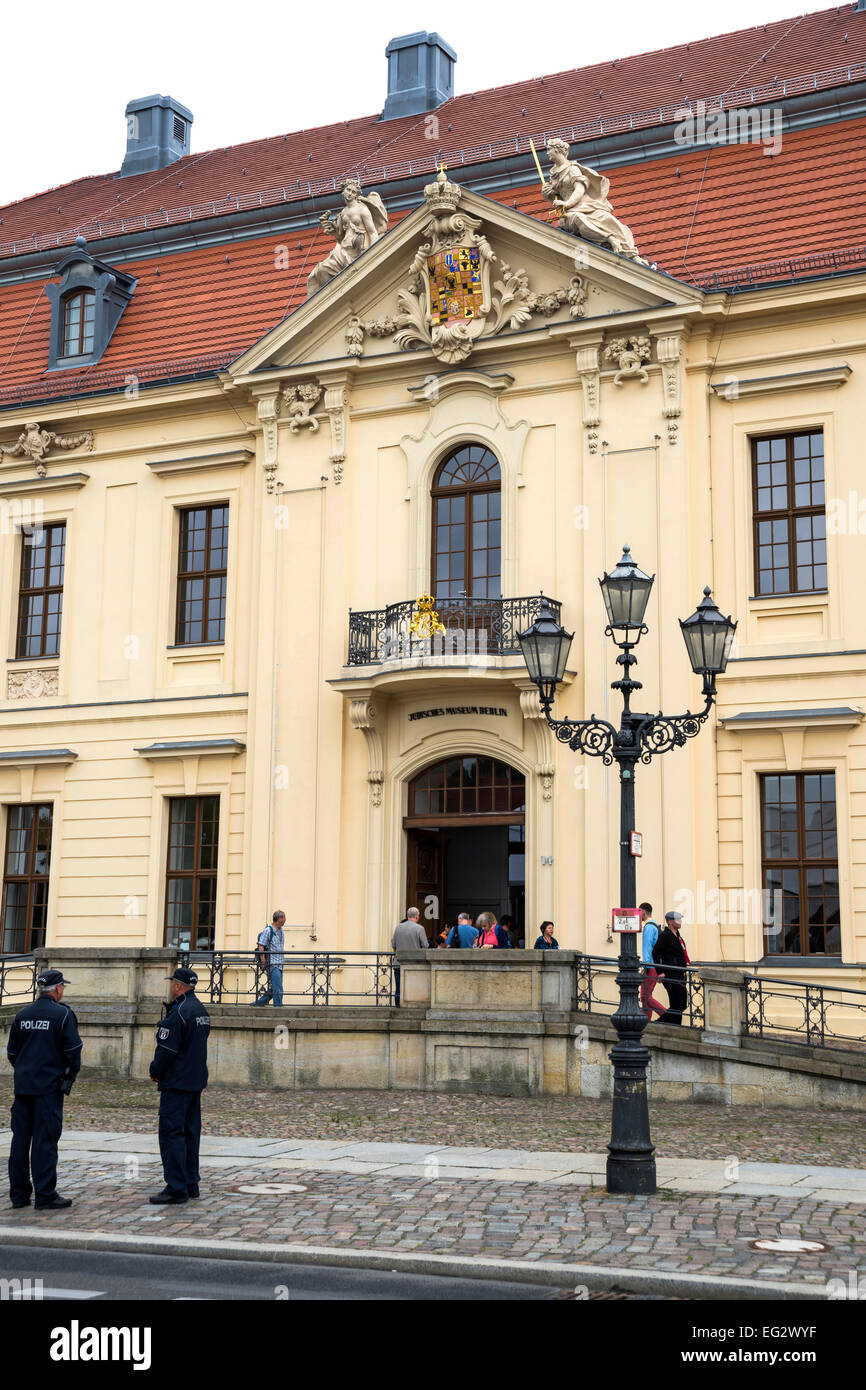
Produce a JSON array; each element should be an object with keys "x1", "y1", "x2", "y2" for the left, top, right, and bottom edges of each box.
[{"x1": 0, "y1": 1244, "x2": 558, "y2": 1301}]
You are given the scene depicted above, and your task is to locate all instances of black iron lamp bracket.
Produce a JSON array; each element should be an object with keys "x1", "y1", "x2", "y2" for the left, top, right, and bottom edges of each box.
[{"x1": 539, "y1": 684, "x2": 716, "y2": 767}]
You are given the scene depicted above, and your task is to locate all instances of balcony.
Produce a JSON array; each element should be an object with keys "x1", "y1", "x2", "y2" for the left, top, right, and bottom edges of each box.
[{"x1": 346, "y1": 594, "x2": 561, "y2": 667}]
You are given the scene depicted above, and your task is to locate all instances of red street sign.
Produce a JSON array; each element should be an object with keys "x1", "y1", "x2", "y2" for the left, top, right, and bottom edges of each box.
[{"x1": 611, "y1": 907, "x2": 642, "y2": 933}]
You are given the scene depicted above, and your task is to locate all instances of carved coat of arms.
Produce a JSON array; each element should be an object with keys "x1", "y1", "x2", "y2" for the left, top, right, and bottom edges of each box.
[
  {"x1": 392, "y1": 168, "x2": 535, "y2": 365},
  {"x1": 346, "y1": 167, "x2": 589, "y2": 365}
]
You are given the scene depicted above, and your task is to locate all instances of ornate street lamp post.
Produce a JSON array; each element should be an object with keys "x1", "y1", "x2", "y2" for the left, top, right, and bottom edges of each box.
[{"x1": 518, "y1": 547, "x2": 736, "y2": 1195}]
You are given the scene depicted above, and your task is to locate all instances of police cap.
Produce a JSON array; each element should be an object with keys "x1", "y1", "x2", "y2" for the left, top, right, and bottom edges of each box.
[
  {"x1": 37, "y1": 969, "x2": 71, "y2": 989},
  {"x1": 167, "y1": 967, "x2": 198, "y2": 986}
]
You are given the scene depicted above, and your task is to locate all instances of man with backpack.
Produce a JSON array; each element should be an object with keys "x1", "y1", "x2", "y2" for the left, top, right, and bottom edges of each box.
[
  {"x1": 446, "y1": 913, "x2": 479, "y2": 949},
  {"x1": 254, "y1": 910, "x2": 286, "y2": 1007}
]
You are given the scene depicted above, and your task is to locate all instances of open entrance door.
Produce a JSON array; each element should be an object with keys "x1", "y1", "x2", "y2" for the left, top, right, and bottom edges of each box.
[
  {"x1": 406, "y1": 830, "x2": 445, "y2": 944},
  {"x1": 405, "y1": 756, "x2": 526, "y2": 943}
]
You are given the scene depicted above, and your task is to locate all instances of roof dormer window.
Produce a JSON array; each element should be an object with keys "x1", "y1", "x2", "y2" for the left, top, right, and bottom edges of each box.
[
  {"x1": 45, "y1": 236, "x2": 136, "y2": 372},
  {"x1": 62, "y1": 290, "x2": 96, "y2": 357}
]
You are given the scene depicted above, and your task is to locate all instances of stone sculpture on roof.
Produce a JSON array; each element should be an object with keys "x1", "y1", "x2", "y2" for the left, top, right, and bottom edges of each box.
[
  {"x1": 542, "y1": 139, "x2": 642, "y2": 261},
  {"x1": 306, "y1": 179, "x2": 389, "y2": 298}
]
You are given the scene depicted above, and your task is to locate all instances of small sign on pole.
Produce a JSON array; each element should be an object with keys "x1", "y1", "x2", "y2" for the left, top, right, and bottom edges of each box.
[
  {"x1": 611, "y1": 907, "x2": 642, "y2": 934},
  {"x1": 629, "y1": 831, "x2": 643, "y2": 857}
]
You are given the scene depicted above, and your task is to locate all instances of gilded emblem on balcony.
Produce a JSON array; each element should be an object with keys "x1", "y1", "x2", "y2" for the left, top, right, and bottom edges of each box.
[{"x1": 408, "y1": 594, "x2": 446, "y2": 639}]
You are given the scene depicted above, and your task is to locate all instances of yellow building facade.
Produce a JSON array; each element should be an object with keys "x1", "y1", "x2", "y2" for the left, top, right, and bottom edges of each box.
[{"x1": 0, "y1": 173, "x2": 863, "y2": 986}]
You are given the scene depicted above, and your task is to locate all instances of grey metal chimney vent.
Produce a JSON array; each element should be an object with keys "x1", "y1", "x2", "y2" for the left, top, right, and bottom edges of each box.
[
  {"x1": 381, "y1": 32, "x2": 456, "y2": 121},
  {"x1": 120, "y1": 95, "x2": 193, "y2": 178}
]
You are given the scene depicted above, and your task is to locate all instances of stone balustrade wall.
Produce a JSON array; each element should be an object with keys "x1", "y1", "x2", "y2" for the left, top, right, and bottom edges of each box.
[{"x1": 0, "y1": 947, "x2": 864, "y2": 1109}]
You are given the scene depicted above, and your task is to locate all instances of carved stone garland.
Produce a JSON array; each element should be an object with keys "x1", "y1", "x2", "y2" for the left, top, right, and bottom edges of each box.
[{"x1": 0, "y1": 422, "x2": 94, "y2": 477}]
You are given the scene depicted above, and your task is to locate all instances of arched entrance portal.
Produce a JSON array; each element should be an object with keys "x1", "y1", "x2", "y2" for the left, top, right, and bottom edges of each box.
[{"x1": 405, "y1": 756, "x2": 526, "y2": 944}]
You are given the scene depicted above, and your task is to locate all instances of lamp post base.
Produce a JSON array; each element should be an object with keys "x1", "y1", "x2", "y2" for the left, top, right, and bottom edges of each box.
[
  {"x1": 605, "y1": 1032, "x2": 657, "y2": 1195},
  {"x1": 606, "y1": 1151, "x2": 657, "y2": 1195}
]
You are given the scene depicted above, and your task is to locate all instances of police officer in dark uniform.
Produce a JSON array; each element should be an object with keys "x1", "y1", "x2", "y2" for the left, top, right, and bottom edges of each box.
[
  {"x1": 149, "y1": 966, "x2": 210, "y2": 1205},
  {"x1": 7, "y1": 969, "x2": 82, "y2": 1210}
]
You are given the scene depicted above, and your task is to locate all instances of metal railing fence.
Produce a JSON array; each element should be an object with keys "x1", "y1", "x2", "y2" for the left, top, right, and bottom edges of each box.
[
  {"x1": 3, "y1": 948, "x2": 865, "y2": 1051},
  {"x1": 180, "y1": 949, "x2": 395, "y2": 1006},
  {"x1": 347, "y1": 594, "x2": 560, "y2": 666},
  {"x1": 744, "y1": 974, "x2": 866, "y2": 1050},
  {"x1": 0, "y1": 955, "x2": 38, "y2": 1005},
  {"x1": 574, "y1": 953, "x2": 706, "y2": 1029}
]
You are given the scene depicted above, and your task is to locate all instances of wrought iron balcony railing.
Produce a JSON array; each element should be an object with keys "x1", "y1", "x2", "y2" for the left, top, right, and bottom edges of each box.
[{"x1": 346, "y1": 594, "x2": 561, "y2": 667}]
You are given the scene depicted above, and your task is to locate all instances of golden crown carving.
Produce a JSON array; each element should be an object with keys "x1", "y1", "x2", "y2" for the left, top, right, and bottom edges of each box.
[{"x1": 408, "y1": 593, "x2": 446, "y2": 638}]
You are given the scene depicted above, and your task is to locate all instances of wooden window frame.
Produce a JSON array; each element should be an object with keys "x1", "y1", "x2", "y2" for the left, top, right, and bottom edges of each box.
[
  {"x1": 174, "y1": 503, "x2": 229, "y2": 646},
  {"x1": 163, "y1": 796, "x2": 220, "y2": 950},
  {"x1": 759, "y1": 771, "x2": 839, "y2": 957},
  {"x1": 431, "y1": 445, "x2": 501, "y2": 600},
  {"x1": 751, "y1": 430, "x2": 826, "y2": 597},
  {"x1": 61, "y1": 290, "x2": 96, "y2": 357},
  {"x1": 404, "y1": 756, "x2": 525, "y2": 827},
  {"x1": 15, "y1": 521, "x2": 66, "y2": 659},
  {"x1": 1, "y1": 804, "x2": 53, "y2": 953}
]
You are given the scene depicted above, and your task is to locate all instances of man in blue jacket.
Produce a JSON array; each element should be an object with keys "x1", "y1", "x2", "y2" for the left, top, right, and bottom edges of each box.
[
  {"x1": 148, "y1": 967, "x2": 210, "y2": 1205},
  {"x1": 7, "y1": 969, "x2": 82, "y2": 1210},
  {"x1": 639, "y1": 901, "x2": 665, "y2": 1019},
  {"x1": 446, "y1": 913, "x2": 479, "y2": 948}
]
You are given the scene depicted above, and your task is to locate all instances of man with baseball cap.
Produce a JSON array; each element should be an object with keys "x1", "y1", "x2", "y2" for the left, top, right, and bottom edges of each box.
[
  {"x1": 148, "y1": 966, "x2": 210, "y2": 1204},
  {"x1": 7, "y1": 968, "x2": 82, "y2": 1210}
]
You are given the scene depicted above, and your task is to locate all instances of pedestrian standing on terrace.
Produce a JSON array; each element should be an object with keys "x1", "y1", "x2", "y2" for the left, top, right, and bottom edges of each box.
[
  {"x1": 533, "y1": 920, "x2": 559, "y2": 950},
  {"x1": 639, "y1": 902, "x2": 665, "y2": 1020},
  {"x1": 473, "y1": 911, "x2": 510, "y2": 948},
  {"x1": 391, "y1": 906, "x2": 429, "y2": 1005},
  {"x1": 654, "y1": 910, "x2": 690, "y2": 1025},
  {"x1": 254, "y1": 909, "x2": 286, "y2": 1007},
  {"x1": 446, "y1": 913, "x2": 479, "y2": 948}
]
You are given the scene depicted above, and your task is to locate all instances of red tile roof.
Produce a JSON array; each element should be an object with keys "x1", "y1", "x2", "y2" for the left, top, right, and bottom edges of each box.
[
  {"x1": 0, "y1": 5, "x2": 864, "y2": 257},
  {"x1": 0, "y1": 7, "x2": 864, "y2": 407},
  {"x1": 491, "y1": 117, "x2": 866, "y2": 283},
  {"x1": 1, "y1": 113, "x2": 863, "y2": 408}
]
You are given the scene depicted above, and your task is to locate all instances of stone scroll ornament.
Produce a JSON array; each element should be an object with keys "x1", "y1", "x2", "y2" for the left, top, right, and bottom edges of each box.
[
  {"x1": 0, "y1": 421, "x2": 94, "y2": 477},
  {"x1": 541, "y1": 139, "x2": 644, "y2": 262},
  {"x1": 346, "y1": 166, "x2": 588, "y2": 365},
  {"x1": 307, "y1": 180, "x2": 389, "y2": 298}
]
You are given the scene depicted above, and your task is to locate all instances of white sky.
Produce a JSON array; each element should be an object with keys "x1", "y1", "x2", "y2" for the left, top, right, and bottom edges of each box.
[{"x1": 0, "y1": 0, "x2": 812, "y2": 208}]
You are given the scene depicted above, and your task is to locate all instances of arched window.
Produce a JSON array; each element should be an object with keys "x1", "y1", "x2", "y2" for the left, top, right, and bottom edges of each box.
[
  {"x1": 61, "y1": 291, "x2": 96, "y2": 357},
  {"x1": 432, "y1": 444, "x2": 501, "y2": 599},
  {"x1": 408, "y1": 756, "x2": 525, "y2": 820}
]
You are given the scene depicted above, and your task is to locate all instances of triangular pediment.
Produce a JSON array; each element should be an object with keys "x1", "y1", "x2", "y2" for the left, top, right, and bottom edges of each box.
[{"x1": 230, "y1": 182, "x2": 704, "y2": 380}]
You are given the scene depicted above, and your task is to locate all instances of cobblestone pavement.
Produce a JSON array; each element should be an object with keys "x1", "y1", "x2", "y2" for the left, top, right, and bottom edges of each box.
[
  {"x1": 1, "y1": 1153, "x2": 863, "y2": 1291},
  {"x1": 2, "y1": 1077, "x2": 860, "y2": 1169}
]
